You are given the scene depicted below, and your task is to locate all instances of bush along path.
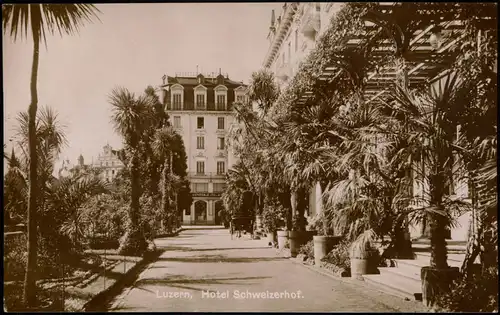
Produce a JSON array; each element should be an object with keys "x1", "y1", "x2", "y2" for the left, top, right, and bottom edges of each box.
[{"x1": 84, "y1": 228, "x2": 184, "y2": 312}]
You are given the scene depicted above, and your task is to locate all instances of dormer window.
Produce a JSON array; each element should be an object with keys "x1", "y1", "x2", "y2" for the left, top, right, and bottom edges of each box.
[
  {"x1": 216, "y1": 74, "x2": 225, "y2": 85},
  {"x1": 234, "y1": 86, "x2": 247, "y2": 105},
  {"x1": 215, "y1": 85, "x2": 228, "y2": 111},
  {"x1": 170, "y1": 84, "x2": 184, "y2": 110},
  {"x1": 194, "y1": 84, "x2": 207, "y2": 110},
  {"x1": 197, "y1": 74, "x2": 205, "y2": 85}
]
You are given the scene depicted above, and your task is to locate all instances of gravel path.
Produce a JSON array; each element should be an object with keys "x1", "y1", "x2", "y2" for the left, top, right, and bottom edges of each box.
[{"x1": 108, "y1": 228, "x2": 426, "y2": 312}]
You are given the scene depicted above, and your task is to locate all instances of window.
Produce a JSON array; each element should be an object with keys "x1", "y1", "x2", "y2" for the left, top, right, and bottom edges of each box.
[
  {"x1": 112, "y1": 170, "x2": 115, "y2": 175},
  {"x1": 172, "y1": 93, "x2": 182, "y2": 110},
  {"x1": 217, "y1": 137, "x2": 225, "y2": 150},
  {"x1": 236, "y1": 95, "x2": 245, "y2": 103},
  {"x1": 295, "y1": 29, "x2": 299, "y2": 51},
  {"x1": 213, "y1": 183, "x2": 227, "y2": 192},
  {"x1": 173, "y1": 116, "x2": 181, "y2": 128},
  {"x1": 217, "y1": 117, "x2": 225, "y2": 130},
  {"x1": 197, "y1": 117, "x2": 204, "y2": 129},
  {"x1": 197, "y1": 136, "x2": 205, "y2": 149},
  {"x1": 217, "y1": 161, "x2": 225, "y2": 174},
  {"x1": 216, "y1": 95, "x2": 226, "y2": 110},
  {"x1": 196, "y1": 94, "x2": 205, "y2": 109},
  {"x1": 194, "y1": 183, "x2": 208, "y2": 192},
  {"x1": 196, "y1": 161, "x2": 205, "y2": 174}
]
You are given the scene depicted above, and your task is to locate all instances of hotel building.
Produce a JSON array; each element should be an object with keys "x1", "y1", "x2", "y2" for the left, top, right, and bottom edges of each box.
[{"x1": 159, "y1": 71, "x2": 247, "y2": 225}]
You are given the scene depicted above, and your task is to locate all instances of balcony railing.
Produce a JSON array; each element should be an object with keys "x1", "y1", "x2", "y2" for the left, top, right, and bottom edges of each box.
[
  {"x1": 188, "y1": 172, "x2": 226, "y2": 177},
  {"x1": 166, "y1": 102, "x2": 232, "y2": 112}
]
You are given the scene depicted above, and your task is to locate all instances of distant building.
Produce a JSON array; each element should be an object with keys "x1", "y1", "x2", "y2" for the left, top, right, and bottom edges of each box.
[
  {"x1": 92, "y1": 144, "x2": 125, "y2": 182},
  {"x1": 159, "y1": 71, "x2": 247, "y2": 225}
]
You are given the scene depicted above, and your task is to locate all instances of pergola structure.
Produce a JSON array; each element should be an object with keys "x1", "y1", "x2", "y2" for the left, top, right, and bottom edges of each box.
[{"x1": 295, "y1": 2, "x2": 497, "y2": 106}]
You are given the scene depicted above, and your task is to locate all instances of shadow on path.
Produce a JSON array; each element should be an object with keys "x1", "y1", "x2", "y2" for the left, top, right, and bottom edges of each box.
[
  {"x1": 156, "y1": 256, "x2": 284, "y2": 263},
  {"x1": 154, "y1": 246, "x2": 272, "y2": 252},
  {"x1": 135, "y1": 276, "x2": 271, "y2": 290}
]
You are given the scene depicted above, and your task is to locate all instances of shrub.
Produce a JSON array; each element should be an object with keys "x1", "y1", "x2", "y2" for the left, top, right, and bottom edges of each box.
[
  {"x1": 307, "y1": 212, "x2": 325, "y2": 235},
  {"x1": 89, "y1": 234, "x2": 120, "y2": 250},
  {"x1": 322, "y1": 239, "x2": 351, "y2": 270},
  {"x1": 436, "y1": 268, "x2": 498, "y2": 312},
  {"x1": 298, "y1": 240, "x2": 314, "y2": 259},
  {"x1": 4, "y1": 233, "x2": 27, "y2": 281},
  {"x1": 262, "y1": 200, "x2": 286, "y2": 233}
]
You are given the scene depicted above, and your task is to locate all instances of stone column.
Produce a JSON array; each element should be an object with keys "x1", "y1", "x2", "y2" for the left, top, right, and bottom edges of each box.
[{"x1": 315, "y1": 181, "x2": 323, "y2": 215}]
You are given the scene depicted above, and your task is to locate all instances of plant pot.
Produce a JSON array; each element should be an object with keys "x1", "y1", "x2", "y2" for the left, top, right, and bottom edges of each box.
[
  {"x1": 289, "y1": 231, "x2": 301, "y2": 257},
  {"x1": 350, "y1": 258, "x2": 369, "y2": 280},
  {"x1": 313, "y1": 235, "x2": 341, "y2": 266},
  {"x1": 421, "y1": 266, "x2": 460, "y2": 307},
  {"x1": 277, "y1": 230, "x2": 289, "y2": 250},
  {"x1": 266, "y1": 231, "x2": 277, "y2": 246}
]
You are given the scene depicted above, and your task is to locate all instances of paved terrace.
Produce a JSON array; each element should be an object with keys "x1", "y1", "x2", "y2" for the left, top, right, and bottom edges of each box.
[{"x1": 108, "y1": 228, "x2": 426, "y2": 312}]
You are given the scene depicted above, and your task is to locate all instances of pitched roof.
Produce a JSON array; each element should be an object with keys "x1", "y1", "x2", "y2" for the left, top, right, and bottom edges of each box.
[{"x1": 163, "y1": 76, "x2": 245, "y2": 87}]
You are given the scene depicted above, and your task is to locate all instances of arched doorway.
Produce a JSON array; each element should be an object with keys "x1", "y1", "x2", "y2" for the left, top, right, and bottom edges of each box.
[
  {"x1": 194, "y1": 200, "x2": 207, "y2": 225},
  {"x1": 214, "y1": 200, "x2": 224, "y2": 225}
]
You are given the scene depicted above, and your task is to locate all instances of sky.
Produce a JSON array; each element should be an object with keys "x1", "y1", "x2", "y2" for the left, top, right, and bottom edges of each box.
[{"x1": 3, "y1": 3, "x2": 282, "y2": 172}]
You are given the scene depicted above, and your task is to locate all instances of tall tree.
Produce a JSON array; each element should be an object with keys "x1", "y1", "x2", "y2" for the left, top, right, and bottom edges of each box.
[
  {"x1": 109, "y1": 87, "x2": 153, "y2": 255},
  {"x1": 2, "y1": 4, "x2": 100, "y2": 307}
]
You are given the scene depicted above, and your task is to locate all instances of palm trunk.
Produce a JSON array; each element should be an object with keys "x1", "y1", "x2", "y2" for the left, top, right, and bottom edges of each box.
[
  {"x1": 24, "y1": 34, "x2": 40, "y2": 309},
  {"x1": 429, "y1": 171, "x2": 449, "y2": 269},
  {"x1": 161, "y1": 160, "x2": 169, "y2": 230},
  {"x1": 295, "y1": 187, "x2": 307, "y2": 231},
  {"x1": 119, "y1": 144, "x2": 147, "y2": 255},
  {"x1": 130, "y1": 152, "x2": 140, "y2": 226}
]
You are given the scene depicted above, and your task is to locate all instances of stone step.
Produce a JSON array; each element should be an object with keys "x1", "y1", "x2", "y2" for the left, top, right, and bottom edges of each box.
[
  {"x1": 379, "y1": 266, "x2": 421, "y2": 283},
  {"x1": 363, "y1": 273, "x2": 422, "y2": 301},
  {"x1": 412, "y1": 243, "x2": 466, "y2": 253},
  {"x1": 395, "y1": 257, "x2": 462, "y2": 270},
  {"x1": 414, "y1": 252, "x2": 466, "y2": 264},
  {"x1": 412, "y1": 239, "x2": 467, "y2": 246}
]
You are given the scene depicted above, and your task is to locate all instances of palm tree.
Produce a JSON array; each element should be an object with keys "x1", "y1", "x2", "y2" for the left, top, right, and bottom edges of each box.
[
  {"x1": 152, "y1": 126, "x2": 177, "y2": 232},
  {"x1": 109, "y1": 87, "x2": 154, "y2": 255},
  {"x1": 52, "y1": 172, "x2": 108, "y2": 252},
  {"x1": 2, "y1": 4, "x2": 100, "y2": 307},
  {"x1": 386, "y1": 74, "x2": 470, "y2": 270}
]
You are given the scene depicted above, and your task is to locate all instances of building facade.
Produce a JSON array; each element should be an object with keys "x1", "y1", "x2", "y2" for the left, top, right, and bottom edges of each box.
[
  {"x1": 159, "y1": 72, "x2": 246, "y2": 225},
  {"x1": 262, "y1": 2, "x2": 473, "y2": 241},
  {"x1": 92, "y1": 144, "x2": 125, "y2": 182},
  {"x1": 262, "y1": 2, "x2": 343, "y2": 220},
  {"x1": 58, "y1": 144, "x2": 125, "y2": 182}
]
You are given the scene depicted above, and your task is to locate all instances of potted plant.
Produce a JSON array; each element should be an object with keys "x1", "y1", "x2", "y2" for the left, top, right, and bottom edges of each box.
[
  {"x1": 262, "y1": 201, "x2": 285, "y2": 247},
  {"x1": 312, "y1": 212, "x2": 341, "y2": 266},
  {"x1": 289, "y1": 216, "x2": 312, "y2": 257},
  {"x1": 349, "y1": 231, "x2": 380, "y2": 280}
]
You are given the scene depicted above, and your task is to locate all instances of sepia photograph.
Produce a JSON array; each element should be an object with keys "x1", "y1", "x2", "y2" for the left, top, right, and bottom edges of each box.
[{"x1": 2, "y1": 2, "x2": 498, "y2": 312}]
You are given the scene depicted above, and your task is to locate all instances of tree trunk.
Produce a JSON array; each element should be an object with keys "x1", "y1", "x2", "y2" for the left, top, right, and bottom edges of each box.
[
  {"x1": 119, "y1": 147, "x2": 147, "y2": 255},
  {"x1": 161, "y1": 161, "x2": 169, "y2": 230},
  {"x1": 282, "y1": 187, "x2": 292, "y2": 231},
  {"x1": 130, "y1": 152, "x2": 140, "y2": 227},
  {"x1": 24, "y1": 33, "x2": 40, "y2": 309},
  {"x1": 429, "y1": 173, "x2": 449, "y2": 269},
  {"x1": 296, "y1": 187, "x2": 307, "y2": 231}
]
